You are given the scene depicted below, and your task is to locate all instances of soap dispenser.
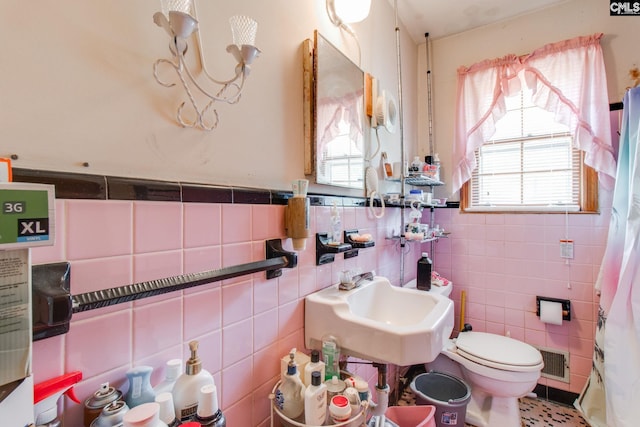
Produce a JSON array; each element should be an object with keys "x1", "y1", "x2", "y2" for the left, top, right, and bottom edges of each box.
[
  {"x1": 274, "y1": 352, "x2": 306, "y2": 421},
  {"x1": 33, "y1": 371, "x2": 83, "y2": 427},
  {"x1": 172, "y1": 340, "x2": 215, "y2": 422}
]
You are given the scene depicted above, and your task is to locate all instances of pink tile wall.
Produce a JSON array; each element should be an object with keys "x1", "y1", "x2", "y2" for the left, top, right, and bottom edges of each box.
[
  {"x1": 428, "y1": 190, "x2": 612, "y2": 394},
  {"x1": 30, "y1": 194, "x2": 608, "y2": 425},
  {"x1": 31, "y1": 200, "x2": 390, "y2": 427}
]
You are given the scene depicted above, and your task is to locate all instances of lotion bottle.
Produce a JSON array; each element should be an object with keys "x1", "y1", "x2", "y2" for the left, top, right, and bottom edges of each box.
[
  {"x1": 304, "y1": 371, "x2": 327, "y2": 425},
  {"x1": 274, "y1": 352, "x2": 306, "y2": 421},
  {"x1": 153, "y1": 359, "x2": 182, "y2": 395},
  {"x1": 303, "y1": 349, "x2": 325, "y2": 387},
  {"x1": 173, "y1": 341, "x2": 215, "y2": 422}
]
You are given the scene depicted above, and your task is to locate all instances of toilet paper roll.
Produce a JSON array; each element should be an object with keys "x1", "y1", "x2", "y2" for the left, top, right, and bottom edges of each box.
[{"x1": 540, "y1": 300, "x2": 563, "y2": 325}]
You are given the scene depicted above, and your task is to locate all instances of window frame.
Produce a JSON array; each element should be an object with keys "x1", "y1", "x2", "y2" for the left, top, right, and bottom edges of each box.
[{"x1": 460, "y1": 94, "x2": 600, "y2": 214}]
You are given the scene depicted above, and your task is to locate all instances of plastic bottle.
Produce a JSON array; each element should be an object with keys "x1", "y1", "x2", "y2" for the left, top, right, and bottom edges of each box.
[
  {"x1": 124, "y1": 366, "x2": 156, "y2": 408},
  {"x1": 33, "y1": 371, "x2": 82, "y2": 427},
  {"x1": 433, "y1": 153, "x2": 441, "y2": 181},
  {"x1": 280, "y1": 348, "x2": 309, "y2": 382},
  {"x1": 153, "y1": 359, "x2": 182, "y2": 395},
  {"x1": 155, "y1": 392, "x2": 180, "y2": 427},
  {"x1": 194, "y1": 384, "x2": 226, "y2": 426},
  {"x1": 417, "y1": 252, "x2": 432, "y2": 291},
  {"x1": 274, "y1": 352, "x2": 306, "y2": 421},
  {"x1": 410, "y1": 156, "x2": 422, "y2": 174},
  {"x1": 173, "y1": 340, "x2": 215, "y2": 422},
  {"x1": 321, "y1": 334, "x2": 340, "y2": 381},
  {"x1": 303, "y1": 349, "x2": 326, "y2": 387},
  {"x1": 304, "y1": 371, "x2": 328, "y2": 425}
]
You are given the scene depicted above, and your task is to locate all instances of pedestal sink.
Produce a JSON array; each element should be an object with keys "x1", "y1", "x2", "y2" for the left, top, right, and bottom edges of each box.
[{"x1": 304, "y1": 276, "x2": 454, "y2": 366}]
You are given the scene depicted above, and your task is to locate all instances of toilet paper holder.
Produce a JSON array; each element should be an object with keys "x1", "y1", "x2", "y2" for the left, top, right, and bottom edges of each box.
[{"x1": 536, "y1": 296, "x2": 571, "y2": 321}]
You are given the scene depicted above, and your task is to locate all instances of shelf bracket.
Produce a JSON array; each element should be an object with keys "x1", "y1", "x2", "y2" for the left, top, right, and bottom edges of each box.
[
  {"x1": 343, "y1": 229, "x2": 375, "y2": 259},
  {"x1": 266, "y1": 238, "x2": 297, "y2": 279},
  {"x1": 316, "y1": 233, "x2": 352, "y2": 265}
]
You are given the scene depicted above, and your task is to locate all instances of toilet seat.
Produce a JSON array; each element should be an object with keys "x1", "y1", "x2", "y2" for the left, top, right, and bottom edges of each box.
[{"x1": 454, "y1": 332, "x2": 543, "y2": 373}]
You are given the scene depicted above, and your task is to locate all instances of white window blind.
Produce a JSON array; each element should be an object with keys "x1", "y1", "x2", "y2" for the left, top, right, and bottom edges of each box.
[
  {"x1": 321, "y1": 122, "x2": 364, "y2": 188},
  {"x1": 469, "y1": 89, "x2": 582, "y2": 211}
]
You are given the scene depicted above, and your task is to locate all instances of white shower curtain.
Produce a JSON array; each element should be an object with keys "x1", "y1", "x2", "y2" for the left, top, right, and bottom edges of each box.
[{"x1": 576, "y1": 86, "x2": 640, "y2": 426}]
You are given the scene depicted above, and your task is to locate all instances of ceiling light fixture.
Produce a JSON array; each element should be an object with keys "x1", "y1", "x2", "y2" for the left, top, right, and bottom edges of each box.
[
  {"x1": 326, "y1": 0, "x2": 371, "y2": 27},
  {"x1": 153, "y1": 0, "x2": 261, "y2": 130}
]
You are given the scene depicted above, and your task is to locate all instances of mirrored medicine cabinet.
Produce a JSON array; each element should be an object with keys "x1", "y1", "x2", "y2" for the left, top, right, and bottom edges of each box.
[{"x1": 304, "y1": 31, "x2": 366, "y2": 191}]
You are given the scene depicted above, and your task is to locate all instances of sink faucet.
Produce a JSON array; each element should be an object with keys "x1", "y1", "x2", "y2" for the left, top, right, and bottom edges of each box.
[{"x1": 339, "y1": 271, "x2": 374, "y2": 290}]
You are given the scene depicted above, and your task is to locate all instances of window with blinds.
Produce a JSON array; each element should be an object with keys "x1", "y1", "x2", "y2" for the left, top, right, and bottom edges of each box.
[{"x1": 465, "y1": 88, "x2": 586, "y2": 212}]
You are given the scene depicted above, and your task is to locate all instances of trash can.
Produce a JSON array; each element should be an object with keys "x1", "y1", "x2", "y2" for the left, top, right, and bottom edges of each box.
[{"x1": 410, "y1": 371, "x2": 471, "y2": 427}]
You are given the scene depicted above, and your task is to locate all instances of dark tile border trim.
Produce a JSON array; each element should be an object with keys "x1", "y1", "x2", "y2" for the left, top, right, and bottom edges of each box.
[
  {"x1": 12, "y1": 168, "x2": 459, "y2": 208},
  {"x1": 182, "y1": 184, "x2": 233, "y2": 204},
  {"x1": 11, "y1": 168, "x2": 371, "y2": 206},
  {"x1": 107, "y1": 176, "x2": 181, "y2": 202},
  {"x1": 13, "y1": 168, "x2": 107, "y2": 200}
]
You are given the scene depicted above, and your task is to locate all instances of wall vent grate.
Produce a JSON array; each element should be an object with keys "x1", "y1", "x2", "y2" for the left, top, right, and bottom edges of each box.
[{"x1": 535, "y1": 346, "x2": 570, "y2": 383}]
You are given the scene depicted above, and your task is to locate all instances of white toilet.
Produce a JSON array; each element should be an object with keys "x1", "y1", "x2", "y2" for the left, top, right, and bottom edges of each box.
[{"x1": 405, "y1": 279, "x2": 544, "y2": 427}]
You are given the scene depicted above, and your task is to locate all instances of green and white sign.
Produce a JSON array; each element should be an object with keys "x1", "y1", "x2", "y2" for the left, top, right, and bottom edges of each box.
[{"x1": 0, "y1": 183, "x2": 55, "y2": 249}]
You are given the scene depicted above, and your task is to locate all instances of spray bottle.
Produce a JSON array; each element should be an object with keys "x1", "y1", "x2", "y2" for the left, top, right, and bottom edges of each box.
[{"x1": 33, "y1": 371, "x2": 83, "y2": 427}]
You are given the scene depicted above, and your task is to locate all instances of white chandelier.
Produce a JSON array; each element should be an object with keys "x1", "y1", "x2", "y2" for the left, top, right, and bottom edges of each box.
[{"x1": 153, "y1": 0, "x2": 261, "y2": 130}]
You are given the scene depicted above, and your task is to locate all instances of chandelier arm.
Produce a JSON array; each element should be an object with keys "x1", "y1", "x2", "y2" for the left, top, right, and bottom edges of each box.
[
  {"x1": 177, "y1": 50, "x2": 244, "y2": 104},
  {"x1": 198, "y1": 101, "x2": 220, "y2": 130},
  {"x1": 214, "y1": 80, "x2": 245, "y2": 105},
  {"x1": 177, "y1": 102, "x2": 197, "y2": 128},
  {"x1": 170, "y1": 56, "x2": 211, "y2": 128},
  {"x1": 153, "y1": 58, "x2": 179, "y2": 88},
  {"x1": 191, "y1": 1, "x2": 248, "y2": 87}
]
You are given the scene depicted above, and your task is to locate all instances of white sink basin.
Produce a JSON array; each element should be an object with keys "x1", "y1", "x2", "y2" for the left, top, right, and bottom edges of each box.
[{"x1": 304, "y1": 276, "x2": 454, "y2": 366}]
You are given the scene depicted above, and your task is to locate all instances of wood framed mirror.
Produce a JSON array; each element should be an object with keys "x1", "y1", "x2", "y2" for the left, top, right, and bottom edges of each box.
[{"x1": 303, "y1": 31, "x2": 365, "y2": 190}]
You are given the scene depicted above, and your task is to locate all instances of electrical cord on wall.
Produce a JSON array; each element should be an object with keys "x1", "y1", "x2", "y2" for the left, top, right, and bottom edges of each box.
[
  {"x1": 365, "y1": 127, "x2": 382, "y2": 162},
  {"x1": 366, "y1": 166, "x2": 385, "y2": 219},
  {"x1": 326, "y1": 1, "x2": 363, "y2": 66}
]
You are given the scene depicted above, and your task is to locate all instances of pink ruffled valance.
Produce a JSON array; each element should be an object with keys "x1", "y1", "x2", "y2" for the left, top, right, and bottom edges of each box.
[{"x1": 452, "y1": 33, "x2": 616, "y2": 195}]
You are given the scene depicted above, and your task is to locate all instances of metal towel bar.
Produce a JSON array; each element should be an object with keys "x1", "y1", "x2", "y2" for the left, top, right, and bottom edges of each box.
[{"x1": 70, "y1": 238, "x2": 296, "y2": 313}]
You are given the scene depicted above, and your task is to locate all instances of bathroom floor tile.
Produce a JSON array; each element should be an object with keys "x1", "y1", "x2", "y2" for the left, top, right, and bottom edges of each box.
[
  {"x1": 397, "y1": 386, "x2": 589, "y2": 426},
  {"x1": 519, "y1": 397, "x2": 589, "y2": 427}
]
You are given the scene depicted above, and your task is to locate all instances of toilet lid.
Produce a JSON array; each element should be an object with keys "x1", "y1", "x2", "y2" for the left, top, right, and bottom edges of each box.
[{"x1": 455, "y1": 332, "x2": 543, "y2": 371}]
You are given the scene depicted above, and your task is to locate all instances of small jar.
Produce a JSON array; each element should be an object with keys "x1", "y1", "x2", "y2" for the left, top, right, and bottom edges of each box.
[
  {"x1": 329, "y1": 395, "x2": 352, "y2": 423},
  {"x1": 122, "y1": 402, "x2": 166, "y2": 427}
]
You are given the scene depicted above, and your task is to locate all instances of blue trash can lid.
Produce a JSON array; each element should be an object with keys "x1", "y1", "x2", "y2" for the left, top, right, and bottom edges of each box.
[{"x1": 411, "y1": 371, "x2": 470, "y2": 404}]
